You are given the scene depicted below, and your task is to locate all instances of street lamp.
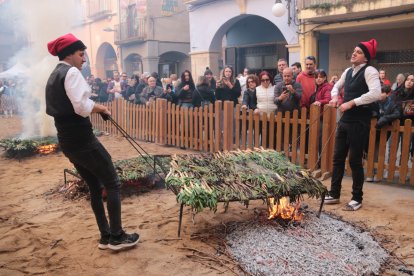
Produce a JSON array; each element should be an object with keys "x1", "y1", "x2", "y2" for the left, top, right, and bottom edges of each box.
[
  {"x1": 272, "y1": 0, "x2": 286, "y2": 17},
  {"x1": 272, "y1": 0, "x2": 292, "y2": 25}
]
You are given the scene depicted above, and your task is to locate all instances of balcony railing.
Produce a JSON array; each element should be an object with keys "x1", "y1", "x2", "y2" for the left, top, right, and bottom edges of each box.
[
  {"x1": 88, "y1": 0, "x2": 112, "y2": 19},
  {"x1": 114, "y1": 18, "x2": 147, "y2": 45},
  {"x1": 297, "y1": 0, "x2": 355, "y2": 10}
]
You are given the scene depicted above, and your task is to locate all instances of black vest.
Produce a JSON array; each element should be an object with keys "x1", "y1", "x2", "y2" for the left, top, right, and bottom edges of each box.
[
  {"x1": 45, "y1": 63, "x2": 95, "y2": 151},
  {"x1": 342, "y1": 65, "x2": 371, "y2": 123}
]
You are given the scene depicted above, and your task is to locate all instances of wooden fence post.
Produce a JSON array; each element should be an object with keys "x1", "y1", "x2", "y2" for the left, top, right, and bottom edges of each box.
[
  {"x1": 156, "y1": 98, "x2": 167, "y2": 145},
  {"x1": 223, "y1": 101, "x2": 234, "y2": 151},
  {"x1": 308, "y1": 105, "x2": 321, "y2": 170},
  {"x1": 214, "y1": 101, "x2": 222, "y2": 152}
]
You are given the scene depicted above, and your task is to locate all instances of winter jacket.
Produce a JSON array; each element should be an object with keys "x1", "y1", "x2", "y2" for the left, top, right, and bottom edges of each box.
[
  {"x1": 296, "y1": 72, "x2": 316, "y2": 109},
  {"x1": 215, "y1": 79, "x2": 241, "y2": 107},
  {"x1": 313, "y1": 82, "x2": 332, "y2": 116},
  {"x1": 242, "y1": 88, "x2": 257, "y2": 110},
  {"x1": 176, "y1": 81, "x2": 195, "y2": 104},
  {"x1": 193, "y1": 83, "x2": 215, "y2": 108},
  {"x1": 274, "y1": 81, "x2": 303, "y2": 114}
]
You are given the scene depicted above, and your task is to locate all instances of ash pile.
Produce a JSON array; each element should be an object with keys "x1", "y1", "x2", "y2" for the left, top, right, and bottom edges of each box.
[{"x1": 226, "y1": 212, "x2": 388, "y2": 275}]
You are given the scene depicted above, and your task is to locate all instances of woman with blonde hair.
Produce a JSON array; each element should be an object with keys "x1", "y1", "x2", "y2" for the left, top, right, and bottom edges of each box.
[{"x1": 215, "y1": 66, "x2": 241, "y2": 107}]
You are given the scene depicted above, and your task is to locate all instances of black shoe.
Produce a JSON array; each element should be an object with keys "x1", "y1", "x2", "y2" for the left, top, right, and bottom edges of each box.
[
  {"x1": 98, "y1": 235, "x2": 110, "y2": 250},
  {"x1": 108, "y1": 231, "x2": 140, "y2": 251},
  {"x1": 324, "y1": 195, "x2": 340, "y2": 204}
]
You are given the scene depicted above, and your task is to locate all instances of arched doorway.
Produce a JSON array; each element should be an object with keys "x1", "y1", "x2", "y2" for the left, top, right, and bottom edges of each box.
[
  {"x1": 124, "y1": 53, "x2": 142, "y2": 76},
  {"x1": 96, "y1": 42, "x2": 118, "y2": 78},
  {"x1": 158, "y1": 51, "x2": 189, "y2": 78},
  {"x1": 211, "y1": 15, "x2": 287, "y2": 77}
]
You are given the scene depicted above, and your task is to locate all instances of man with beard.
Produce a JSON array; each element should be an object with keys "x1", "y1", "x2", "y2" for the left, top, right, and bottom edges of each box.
[{"x1": 296, "y1": 56, "x2": 317, "y2": 109}]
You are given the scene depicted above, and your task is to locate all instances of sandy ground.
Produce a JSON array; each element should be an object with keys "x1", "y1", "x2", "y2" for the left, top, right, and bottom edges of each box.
[{"x1": 0, "y1": 116, "x2": 413, "y2": 276}]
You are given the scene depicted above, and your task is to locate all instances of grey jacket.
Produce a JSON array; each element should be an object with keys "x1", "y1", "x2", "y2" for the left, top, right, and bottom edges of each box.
[{"x1": 274, "y1": 81, "x2": 303, "y2": 113}]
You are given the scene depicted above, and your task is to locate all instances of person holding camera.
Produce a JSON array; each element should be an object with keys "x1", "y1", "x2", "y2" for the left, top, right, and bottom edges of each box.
[{"x1": 274, "y1": 68, "x2": 302, "y2": 114}]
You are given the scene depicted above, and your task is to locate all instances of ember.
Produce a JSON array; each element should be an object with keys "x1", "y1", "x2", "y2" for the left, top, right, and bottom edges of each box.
[
  {"x1": 268, "y1": 197, "x2": 303, "y2": 221},
  {"x1": 37, "y1": 144, "x2": 59, "y2": 154}
]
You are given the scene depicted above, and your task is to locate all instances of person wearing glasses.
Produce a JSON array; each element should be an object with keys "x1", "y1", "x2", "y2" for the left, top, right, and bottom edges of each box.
[
  {"x1": 255, "y1": 71, "x2": 277, "y2": 115},
  {"x1": 296, "y1": 56, "x2": 317, "y2": 109},
  {"x1": 241, "y1": 74, "x2": 259, "y2": 111},
  {"x1": 325, "y1": 39, "x2": 381, "y2": 211},
  {"x1": 274, "y1": 68, "x2": 302, "y2": 114},
  {"x1": 215, "y1": 66, "x2": 241, "y2": 107}
]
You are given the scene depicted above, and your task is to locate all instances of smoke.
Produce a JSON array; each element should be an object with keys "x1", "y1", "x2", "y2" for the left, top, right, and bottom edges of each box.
[{"x1": 7, "y1": 0, "x2": 83, "y2": 138}]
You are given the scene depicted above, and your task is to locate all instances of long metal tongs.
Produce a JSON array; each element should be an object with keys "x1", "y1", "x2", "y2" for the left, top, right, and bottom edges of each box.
[{"x1": 100, "y1": 113, "x2": 168, "y2": 180}]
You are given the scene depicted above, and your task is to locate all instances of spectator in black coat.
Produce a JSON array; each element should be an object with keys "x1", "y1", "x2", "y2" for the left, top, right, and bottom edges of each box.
[
  {"x1": 134, "y1": 72, "x2": 150, "y2": 104},
  {"x1": 215, "y1": 66, "x2": 241, "y2": 107},
  {"x1": 241, "y1": 74, "x2": 259, "y2": 111},
  {"x1": 193, "y1": 75, "x2": 215, "y2": 108},
  {"x1": 176, "y1": 70, "x2": 195, "y2": 108}
]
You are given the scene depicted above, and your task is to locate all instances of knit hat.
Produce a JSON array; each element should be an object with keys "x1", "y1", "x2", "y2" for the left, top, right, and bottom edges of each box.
[
  {"x1": 204, "y1": 68, "x2": 213, "y2": 76},
  {"x1": 357, "y1": 39, "x2": 377, "y2": 62},
  {"x1": 47, "y1": 33, "x2": 86, "y2": 60}
]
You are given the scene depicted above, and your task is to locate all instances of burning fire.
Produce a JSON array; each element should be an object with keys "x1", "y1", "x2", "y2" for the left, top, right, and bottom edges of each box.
[
  {"x1": 37, "y1": 144, "x2": 58, "y2": 154},
  {"x1": 268, "y1": 197, "x2": 303, "y2": 221}
]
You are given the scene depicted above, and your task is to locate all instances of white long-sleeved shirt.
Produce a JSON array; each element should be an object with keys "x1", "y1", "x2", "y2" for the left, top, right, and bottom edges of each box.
[
  {"x1": 256, "y1": 85, "x2": 277, "y2": 114},
  {"x1": 62, "y1": 62, "x2": 95, "y2": 118},
  {"x1": 331, "y1": 63, "x2": 381, "y2": 106}
]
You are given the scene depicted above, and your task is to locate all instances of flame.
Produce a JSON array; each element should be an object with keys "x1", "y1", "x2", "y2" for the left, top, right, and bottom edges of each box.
[
  {"x1": 268, "y1": 197, "x2": 303, "y2": 221},
  {"x1": 37, "y1": 144, "x2": 58, "y2": 154}
]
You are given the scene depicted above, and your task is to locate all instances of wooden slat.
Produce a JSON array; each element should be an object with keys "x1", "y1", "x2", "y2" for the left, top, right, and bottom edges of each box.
[
  {"x1": 223, "y1": 102, "x2": 230, "y2": 151},
  {"x1": 198, "y1": 107, "x2": 202, "y2": 150},
  {"x1": 152, "y1": 102, "x2": 157, "y2": 142},
  {"x1": 171, "y1": 104, "x2": 176, "y2": 146},
  {"x1": 276, "y1": 112, "x2": 283, "y2": 152},
  {"x1": 284, "y1": 111, "x2": 291, "y2": 157},
  {"x1": 376, "y1": 126, "x2": 388, "y2": 181},
  {"x1": 254, "y1": 112, "x2": 260, "y2": 148},
  {"x1": 203, "y1": 106, "x2": 208, "y2": 151},
  {"x1": 189, "y1": 108, "x2": 194, "y2": 149},
  {"x1": 134, "y1": 103, "x2": 139, "y2": 139},
  {"x1": 268, "y1": 112, "x2": 275, "y2": 150},
  {"x1": 291, "y1": 110, "x2": 299, "y2": 164},
  {"x1": 308, "y1": 106, "x2": 320, "y2": 170},
  {"x1": 241, "y1": 108, "x2": 247, "y2": 150},
  {"x1": 235, "y1": 106, "x2": 241, "y2": 149},
  {"x1": 400, "y1": 120, "x2": 412, "y2": 184},
  {"x1": 209, "y1": 104, "x2": 214, "y2": 152},
  {"x1": 194, "y1": 108, "x2": 198, "y2": 150},
  {"x1": 184, "y1": 107, "x2": 189, "y2": 148},
  {"x1": 248, "y1": 110, "x2": 254, "y2": 149},
  {"x1": 167, "y1": 102, "x2": 171, "y2": 144},
  {"x1": 214, "y1": 101, "x2": 222, "y2": 152},
  {"x1": 176, "y1": 106, "x2": 180, "y2": 146},
  {"x1": 299, "y1": 108, "x2": 307, "y2": 167},
  {"x1": 365, "y1": 118, "x2": 377, "y2": 179},
  {"x1": 261, "y1": 112, "x2": 268, "y2": 149},
  {"x1": 387, "y1": 120, "x2": 400, "y2": 181}
]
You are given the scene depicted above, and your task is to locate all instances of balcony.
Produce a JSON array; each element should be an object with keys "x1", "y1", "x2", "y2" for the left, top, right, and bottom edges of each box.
[
  {"x1": 88, "y1": 0, "x2": 112, "y2": 20},
  {"x1": 114, "y1": 18, "x2": 147, "y2": 45},
  {"x1": 298, "y1": 0, "x2": 414, "y2": 22}
]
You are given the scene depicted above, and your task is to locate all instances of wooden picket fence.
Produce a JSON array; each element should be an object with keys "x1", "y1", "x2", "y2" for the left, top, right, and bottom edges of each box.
[{"x1": 90, "y1": 98, "x2": 414, "y2": 187}]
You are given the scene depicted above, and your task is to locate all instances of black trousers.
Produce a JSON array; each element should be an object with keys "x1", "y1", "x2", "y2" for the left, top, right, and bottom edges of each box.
[
  {"x1": 62, "y1": 141, "x2": 122, "y2": 237},
  {"x1": 330, "y1": 120, "x2": 370, "y2": 203}
]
